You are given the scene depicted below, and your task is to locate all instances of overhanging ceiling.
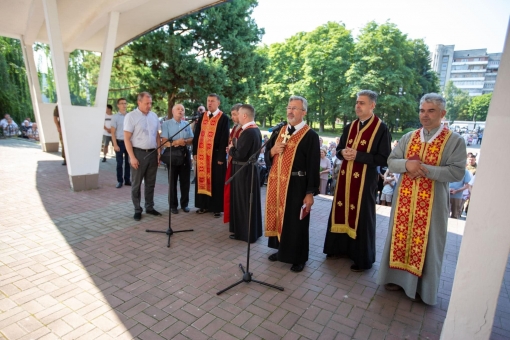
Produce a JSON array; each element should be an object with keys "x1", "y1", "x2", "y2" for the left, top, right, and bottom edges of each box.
[{"x1": 0, "y1": 0, "x2": 229, "y2": 52}]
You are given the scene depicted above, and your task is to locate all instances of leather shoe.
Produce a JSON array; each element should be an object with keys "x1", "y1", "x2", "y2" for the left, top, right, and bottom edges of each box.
[
  {"x1": 268, "y1": 253, "x2": 278, "y2": 262},
  {"x1": 196, "y1": 208, "x2": 208, "y2": 214},
  {"x1": 290, "y1": 263, "x2": 305, "y2": 272},
  {"x1": 384, "y1": 283, "x2": 402, "y2": 291},
  {"x1": 171, "y1": 208, "x2": 179, "y2": 214},
  {"x1": 214, "y1": 212, "x2": 221, "y2": 218},
  {"x1": 124, "y1": 181, "x2": 131, "y2": 186},
  {"x1": 116, "y1": 182, "x2": 123, "y2": 188},
  {"x1": 146, "y1": 209, "x2": 162, "y2": 216},
  {"x1": 350, "y1": 264, "x2": 364, "y2": 272},
  {"x1": 134, "y1": 212, "x2": 141, "y2": 221},
  {"x1": 229, "y1": 234, "x2": 236, "y2": 240},
  {"x1": 62, "y1": 160, "x2": 66, "y2": 165},
  {"x1": 182, "y1": 207, "x2": 190, "y2": 213}
]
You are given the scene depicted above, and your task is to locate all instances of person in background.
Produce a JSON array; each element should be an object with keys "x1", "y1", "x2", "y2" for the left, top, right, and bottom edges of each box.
[
  {"x1": 102, "y1": 104, "x2": 113, "y2": 162},
  {"x1": 111, "y1": 98, "x2": 130, "y2": 188},
  {"x1": 449, "y1": 169, "x2": 471, "y2": 219},
  {"x1": 380, "y1": 169, "x2": 396, "y2": 206},
  {"x1": 319, "y1": 146, "x2": 331, "y2": 195},
  {"x1": 53, "y1": 106, "x2": 66, "y2": 165}
]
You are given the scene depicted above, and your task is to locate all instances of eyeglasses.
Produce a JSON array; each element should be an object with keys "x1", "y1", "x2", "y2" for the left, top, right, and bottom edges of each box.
[{"x1": 286, "y1": 107, "x2": 304, "y2": 111}]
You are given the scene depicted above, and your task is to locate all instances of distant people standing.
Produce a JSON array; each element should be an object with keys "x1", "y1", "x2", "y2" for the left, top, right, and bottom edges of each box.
[
  {"x1": 192, "y1": 94, "x2": 230, "y2": 218},
  {"x1": 110, "y1": 98, "x2": 130, "y2": 188},
  {"x1": 319, "y1": 146, "x2": 331, "y2": 195},
  {"x1": 53, "y1": 106, "x2": 66, "y2": 165},
  {"x1": 380, "y1": 169, "x2": 396, "y2": 206},
  {"x1": 477, "y1": 131, "x2": 483, "y2": 144},
  {"x1": 449, "y1": 169, "x2": 471, "y2": 219},
  {"x1": 102, "y1": 105, "x2": 113, "y2": 162},
  {"x1": 161, "y1": 104, "x2": 194, "y2": 214},
  {"x1": 124, "y1": 92, "x2": 162, "y2": 221}
]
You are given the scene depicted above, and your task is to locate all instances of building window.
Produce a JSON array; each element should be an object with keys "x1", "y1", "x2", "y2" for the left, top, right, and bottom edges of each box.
[{"x1": 442, "y1": 56, "x2": 449, "y2": 62}]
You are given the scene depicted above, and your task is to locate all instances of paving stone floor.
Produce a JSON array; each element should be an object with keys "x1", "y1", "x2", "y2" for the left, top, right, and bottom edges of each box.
[{"x1": 0, "y1": 138, "x2": 509, "y2": 339}]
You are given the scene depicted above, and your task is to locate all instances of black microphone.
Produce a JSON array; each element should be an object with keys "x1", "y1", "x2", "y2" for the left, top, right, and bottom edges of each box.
[
  {"x1": 268, "y1": 121, "x2": 287, "y2": 133},
  {"x1": 186, "y1": 115, "x2": 200, "y2": 121}
]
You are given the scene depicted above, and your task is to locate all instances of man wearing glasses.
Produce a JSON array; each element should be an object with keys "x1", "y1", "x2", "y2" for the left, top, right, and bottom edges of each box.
[
  {"x1": 111, "y1": 98, "x2": 131, "y2": 188},
  {"x1": 264, "y1": 95, "x2": 320, "y2": 273}
]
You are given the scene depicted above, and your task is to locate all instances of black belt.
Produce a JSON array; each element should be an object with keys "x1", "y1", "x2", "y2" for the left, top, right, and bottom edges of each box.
[
  {"x1": 232, "y1": 161, "x2": 247, "y2": 165},
  {"x1": 117, "y1": 139, "x2": 124, "y2": 141},
  {"x1": 133, "y1": 147, "x2": 155, "y2": 152},
  {"x1": 291, "y1": 171, "x2": 306, "y2": 176}
]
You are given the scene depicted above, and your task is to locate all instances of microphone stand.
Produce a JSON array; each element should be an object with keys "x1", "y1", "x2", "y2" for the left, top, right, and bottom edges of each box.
[
  {"x1": 144, "y1": 119, "x2": 194, "y2": 247},
  {"x1": 217, "y1": 134, "x2": 284, "y2": 295}
]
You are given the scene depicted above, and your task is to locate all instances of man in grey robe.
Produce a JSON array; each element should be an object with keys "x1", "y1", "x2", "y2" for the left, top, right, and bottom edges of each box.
[{"x1": 377, "y1": 93, "x2": 466, "y2": 305}]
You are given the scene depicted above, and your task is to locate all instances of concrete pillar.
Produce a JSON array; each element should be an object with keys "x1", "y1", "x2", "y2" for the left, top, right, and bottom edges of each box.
[
  {"x1": 441, "y1": 20, "x2": 510, "y2": 339},
  {"x1": 96, "y1": 11, "x2": 119, "y2": 109},
  {"x1": 20, "y1": 39, "x2": 60, "y2": 152},
  {"x1": 42, "y1": 0, "x2": 119, "y2": 191}
]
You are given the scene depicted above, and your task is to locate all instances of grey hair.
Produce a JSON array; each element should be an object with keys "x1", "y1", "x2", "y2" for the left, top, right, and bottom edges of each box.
[
  {"x1": 288, "y1": 95, "x2": 308, "y2": 111},
  {"x1": 420, "y1": 93, "x2": 446, "y2": 111},
  {"x1": 357, "y1": 90, "x2": 378, "y2": 103},
  {"x1": 137, "y1": 92, "x2": 152, "y2": 101},
  {"x1": 231, "y1": 103, "x2": 243, "y2": 112}
]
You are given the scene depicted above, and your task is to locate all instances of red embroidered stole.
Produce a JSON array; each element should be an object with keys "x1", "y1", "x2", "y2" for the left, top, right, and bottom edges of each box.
[
  {"x1": 331, "y1": 115, "x2": 381, "y2": 239},
  {"x1": 265, "y1": 125, "x2": 310, "y2": 240},
  {"x1": 196, "y1": 112, "x2": 223, "y2": 196},
  {"x1": 389, "y1": 126, "x2": 452, "y2": 277}
]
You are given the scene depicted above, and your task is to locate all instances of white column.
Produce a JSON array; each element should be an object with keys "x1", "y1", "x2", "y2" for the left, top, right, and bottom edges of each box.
[
  {"x1": 441, "y1": 20, "x2": 510, "y2": 339},
  {"x1": 20, "y1": 38, "x2": 60, "y2": 152},
  {"x1": 95, "y1": 11, "x2": 119, "y2": 109}
]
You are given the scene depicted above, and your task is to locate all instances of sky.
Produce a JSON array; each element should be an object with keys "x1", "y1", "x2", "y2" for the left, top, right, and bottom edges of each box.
[{"x1": 252, "y1": 0, "x2": 510, "y2": 53}]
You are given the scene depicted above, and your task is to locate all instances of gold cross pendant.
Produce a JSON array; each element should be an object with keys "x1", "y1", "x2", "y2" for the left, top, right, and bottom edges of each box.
[{"x1": 281, "y1": 131, "x2": 292, "y2": 144}]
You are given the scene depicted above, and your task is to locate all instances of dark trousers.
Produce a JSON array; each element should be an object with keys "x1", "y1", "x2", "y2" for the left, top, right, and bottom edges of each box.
[
  {"x1": 168, "y1": 154, "x2": 191, "y2": 209},
  {"x1": 131, "y1": 148, "x2": 158, "y2": 213},
  {"x1": 115, "y1": 140, "x2": 130, "y2": 183}
]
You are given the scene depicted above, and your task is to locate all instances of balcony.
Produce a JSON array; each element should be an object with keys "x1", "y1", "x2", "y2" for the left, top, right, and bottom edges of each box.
[
  {"x1": 450, "y1": 69, "x2": 486, "y2": 74},
  {"x1": 450, "y1": 77, "x2": 485, "y2": 81},
  {"x1": 456, "y1": 84, "x2": 484, "y2": 89},
  {"x1": 452, "y1": 60, "x2": 488, "y2": 66}
]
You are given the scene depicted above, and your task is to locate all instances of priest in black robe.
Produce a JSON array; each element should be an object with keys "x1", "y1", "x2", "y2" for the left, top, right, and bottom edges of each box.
[
  {"x1": 228, "y1": 104, "x2": 263, "y2": 243},
  {"x1": 265, "y1": 96, "x2": 320, "y2": 273},
  {"x1": 193, "y1": 94, "x2": 230, "y2": 217},
  {"x1": 323, "y1": 90, "x2": 391, "y2": 272}
]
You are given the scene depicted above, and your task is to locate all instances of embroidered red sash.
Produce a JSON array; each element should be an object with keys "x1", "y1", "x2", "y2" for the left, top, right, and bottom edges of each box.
[
  {"x1": 224, "y1": 125, "x2": 242, "y2": 223},
  {"x1": 265, "y1": 125, "x2": 310, "y2": 240},
  {"x1": 389, "y1": 126, "x2": 452, "y2": 277},
  {"x1": 332, "y1": 115, "x2": 381, "y2": 239},
  {"x1": 196, "y1": 112, "x2": 223, "y2": 196}
]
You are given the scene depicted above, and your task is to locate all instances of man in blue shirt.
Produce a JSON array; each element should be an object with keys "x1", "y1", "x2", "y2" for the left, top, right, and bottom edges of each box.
[
  {"x1": 161, "y1": 104, "x2": 194, "y2": 214},
  {"x1": 449, "y1": 169, "x2": 471, "y2": 219},
  {"x1": 111, "y1": 98, "x2": 130, "y2": 188}
]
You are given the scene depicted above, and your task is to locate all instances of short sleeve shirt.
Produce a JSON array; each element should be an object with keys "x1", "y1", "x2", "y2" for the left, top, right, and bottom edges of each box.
[
  {"x1": 110, "y1": 113, "x2": 127, "y2": 140},
  {"x1": 449, "y1": 169, "x2": 472, "y2": 199},
  {"x1": 124, "y1": 108, "x2": 160, "y2": 149},
  {"x1": 104, "y1": 113, "x2": 112, "y2": 136},
  {"x1": 161, "y1": 118, "x2": 193, "y2": 142}
]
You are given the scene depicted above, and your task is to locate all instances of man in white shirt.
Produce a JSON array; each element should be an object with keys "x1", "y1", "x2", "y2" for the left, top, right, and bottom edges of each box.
[
  {"x1": 124, "y1": 92, "x2": 161, "y2": 221},
  {"x1": 102, "y1": 105, "x2": 113, "y2": 162}
]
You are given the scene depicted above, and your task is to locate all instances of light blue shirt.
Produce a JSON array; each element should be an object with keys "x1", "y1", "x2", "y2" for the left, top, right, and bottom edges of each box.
[
  {"x1": 111, "y1": 112, "x2": 127, "y2": 140},
  {"x1": 161, "y1": 118, "x2": 193, "y2": 141},
  {"x1": 449, "y1": 169, "x2": 472, "y2": 199},
  {"x1": 123, "y1": 108, "x2": 159, "y2": 149}
]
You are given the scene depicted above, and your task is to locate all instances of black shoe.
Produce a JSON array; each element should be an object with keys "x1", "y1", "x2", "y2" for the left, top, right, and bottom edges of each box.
[
  {"x1": 290, "y1": 263, "x2": 305, "y2": 273},
  {"x1": 350, "y1": 264, "x2": 364, "y2": 272},
  {"x1": 268, "y1": 253, "x2": 278, "y2": 262},
  {"x1": 134, "y1": 212, "x2": 141, "y2": 221},
  {"x1": 146, "y1": 209, "x2": 162, "y2": 216},
  {"x1": 62, "y1": 160, "x2": 66, "y2": 165},
  {"x1": 171, "y1": 208, "x2": 179, "y2": 214},
  {"x1": 229, "y1": 234, "x2": 236, "y2": 240},
  {"x1": 196, "y1": 209, "x2": 208, "y2": 214},
  {"x1": 102, "y1": 158, "x2": 106, "y2": 162},
  {"x1": 116, "y1": 182, "x2": 123, "y2": 188},
  {"x1": 214, "y1": 212, "x2": 221, "y2": 218},
  {"x1": 182, "y1": 207, "x2": 190, "y2": 213},
  {"x1": 124, "y1": 181, "x2": 131, "y2": 186}
]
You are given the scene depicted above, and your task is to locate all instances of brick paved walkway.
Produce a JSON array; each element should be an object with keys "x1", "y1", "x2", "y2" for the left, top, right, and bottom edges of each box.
[{"x1": 0, "y1": 138, "x2": 508, "y2": 340}]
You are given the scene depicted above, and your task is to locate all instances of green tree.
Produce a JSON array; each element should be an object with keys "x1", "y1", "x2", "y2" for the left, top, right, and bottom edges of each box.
[
  {"x1": 0, "y1": 37, "x2": 32, "y2": 124},
  {"x1": 129, "y1": 0, "x2": 266, "y2": 117},
  {"x1": 468, "y1": 93, "x2": 492, "y2": 122},
  {"x1": 443, "y1": 80, "x2": 471, "y2": 122},
  {"x1": 299, "y1": 22, "x2": 353, "y2": 132}
]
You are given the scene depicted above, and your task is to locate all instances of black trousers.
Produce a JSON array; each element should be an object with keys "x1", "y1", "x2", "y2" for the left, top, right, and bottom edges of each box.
[
  {"x1": 115, "y1": 140, "x2": 130, "y2": 183},
  {"x1": 131, "y1": 148, "x2": 158, "y2": 213},
  {"x1": 168, "y1": 151, "x2": 191, "y2": 209}
]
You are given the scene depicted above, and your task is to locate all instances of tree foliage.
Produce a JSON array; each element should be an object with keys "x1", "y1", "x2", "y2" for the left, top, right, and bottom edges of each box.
[
  {"x1": 444, "y1": 80, "x2": 471, "y2": 122},
  {"x1": 468, "y1": 93, "x2": 492, "y2": 121},
  {"x1": 0, "y1": 37, "x2": 32, "y2": 124}
]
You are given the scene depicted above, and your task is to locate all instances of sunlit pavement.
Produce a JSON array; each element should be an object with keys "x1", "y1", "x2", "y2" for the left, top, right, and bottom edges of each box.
[{"x1": 0, "y1": 138, "x2": 508, "y2": 340}]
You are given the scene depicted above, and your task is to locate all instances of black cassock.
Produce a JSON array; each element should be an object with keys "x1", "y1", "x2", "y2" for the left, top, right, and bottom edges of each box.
[
  {"x1": 323, "y1": 119, "x2": 391, "y2": 270},
  {"x1": 265, "y1": 127, "x2": 320, "y2": 265},
  {"x1": 229, "y1": 127, "x2": 263, "y2": 243},
  {"x1": 192, "y1": 113, "x2": 230, "y2": 213}
]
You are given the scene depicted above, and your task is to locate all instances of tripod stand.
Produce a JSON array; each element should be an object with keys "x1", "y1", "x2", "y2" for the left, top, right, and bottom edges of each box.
[
  {"x1": 145, "y1": 120, "x2": 194, "y2": 247},
  {"x1": 217, "y1": 138, "x2": 284, "y2": 295}
]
